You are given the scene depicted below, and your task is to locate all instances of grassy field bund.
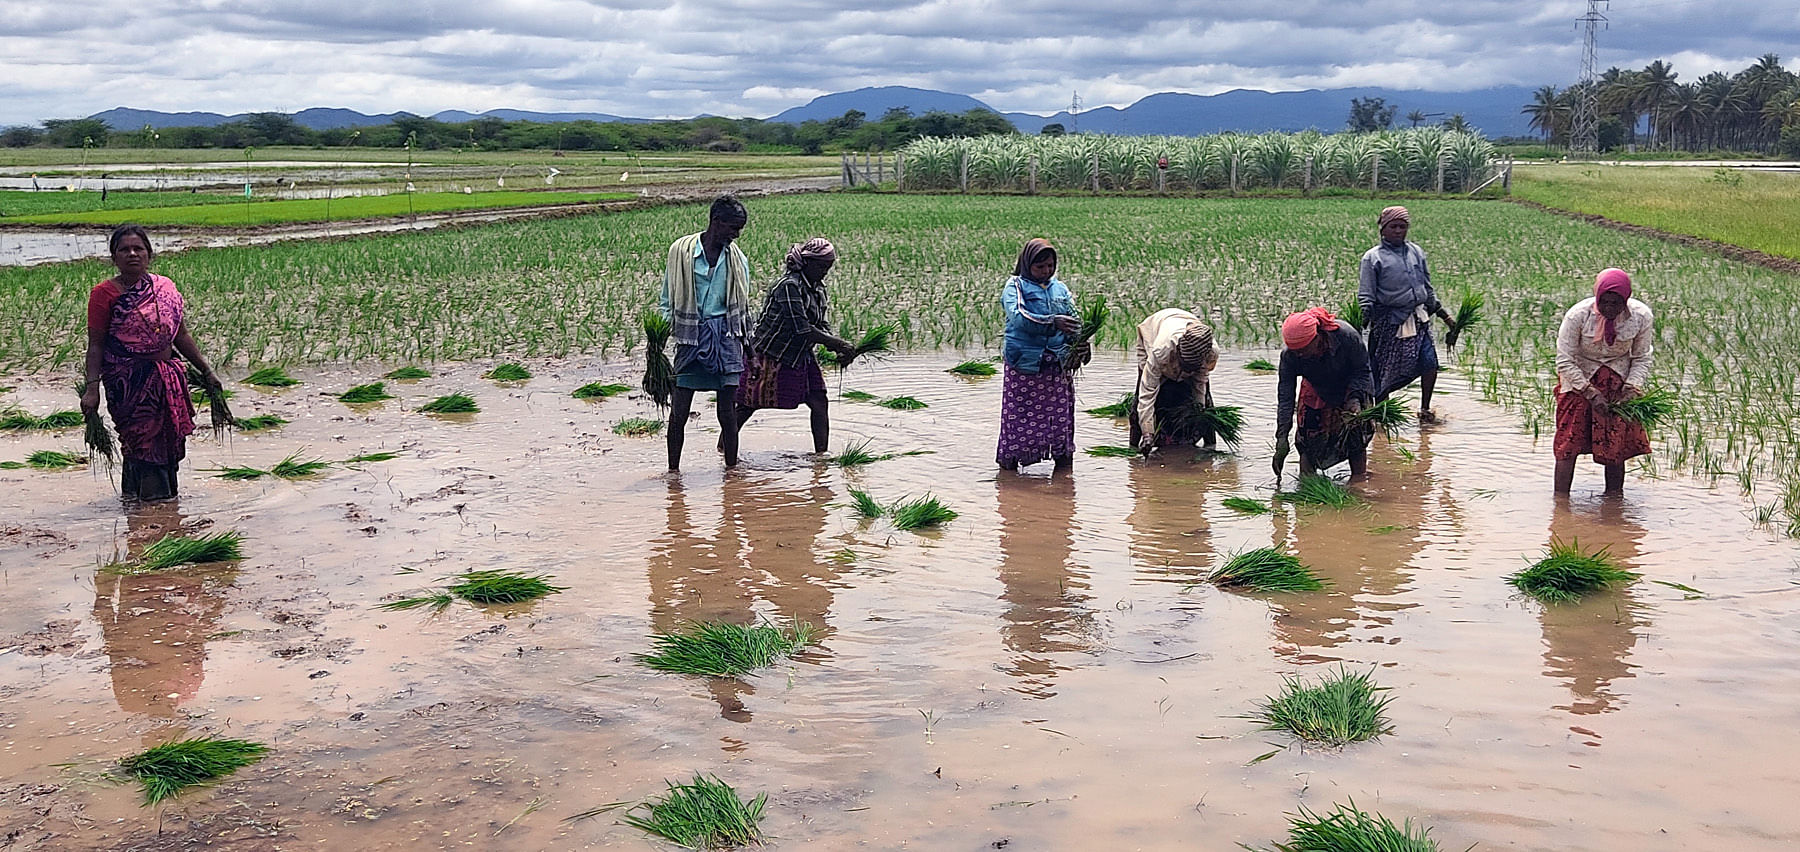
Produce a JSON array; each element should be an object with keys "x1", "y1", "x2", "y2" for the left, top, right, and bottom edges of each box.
[
  {"x1": 0, "y1": 189, "x2": 635, "y2": 226},
  {"x1": 1513, "y1": 164, "x2": 1800, "y2": 261},
  {"x1": 4, "y1": 192, "x2": 1798, "y2": 527},
  {"x1": 0, "y1": 146, "x2": 837, "y2": 173}
]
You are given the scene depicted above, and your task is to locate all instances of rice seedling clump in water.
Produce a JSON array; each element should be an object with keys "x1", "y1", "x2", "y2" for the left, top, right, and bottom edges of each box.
[
  {"x1": 419, "y1": 393, "x2": 479, "y2": 413},
  {"x1": 1221, "y1": 495, "x2": 1271, "y2": 514},
  {"x1": 1164, "y1": 402, "x2": 1244, "y2": 448},
  {"x1": 841, "y1": 389, "x2": 877, "y2": 402},
  {"x1": 242, "y1": 367, "x2": 299, "y2": 387},
  {"x1": 621, "y1": 774, "x2": 767, "y2": 850},
  {"x1": 1085, "y1": 395, "x2": 1133, "y2": 418},
  {"x1": 270, "y1": 453, "x2": 330, "y2": 479},
  {"x1": 27, "y1": 449, "x2": 86, "y2": 469},
  {"x1": 36, "y1": 410, "x2": 83, "y2": 429},
  {"x1": 1245, "y1": 358, "x2": 1278, "y2": 372},
  {"x1": 118, "y1": 736, "x2": 269, "y2": 805},
  {"x1": 235, "y1": 415, "x2": 287, "y2": 431},
  {"x1": 1337, "y1": 298, "x2": 1365, "y2": 332},
  {"x1": 342, "y1": 451, "x2": 398, "y2": 464},
  {"x1": 484, "y1": 362, "x2": 532, "y2": 381},
  {"x1": 848, "y1": 489, "x2": 886, "y2": 519},
  {"x1": 1210, "y1": 548, "x2": 1326, "y2": 592},
  {"x1": 1508, "y1": 539, "x2": 1639, "y2": 603},
  {"x1": 613, "y1": 417, "x2": 663, "y2": 436},
  {"x1": 1086, "y1": 445, "x2": 1141, "y2": 458},
  {"x1": 639, "y1": 620, "x2": 815, "y2": 677},
  {"x1": 0, "y1": 409, "x2": 37, "y2": 430},
  {"x1": 383, "y1": 366, "x2": 431, "y2": 380},
  {"x1": 1611, "y1": 386, "x2": 1678, "y2": 429},
  {"x1": 136, "y1": 531, "x2": 244, "y2": 571},
  {"x1": 890, "y1": 494, "x2": 957, "y2": 530},
  {"x1": 947, "y1": 358, "x2": 997, "y2": 377},
  {"x1": 211, "y1": 464, "x2": 269, "y2": 481},
  {"x1": 1278, "y1": 474, "x2": 1362, "y2": 508},
  {"x1": 338, "y1": 382, "x2": 393, "y2": 403},
  {"x1": 448, "y1": 570, "x2": 565, "y2": 604},
  {"x1": 1350, "y1": 398, "x2": 1411, "y2": 439},
  {"x1": 877, "y1": 395, "x2": 927, "y2": 410},
  {"x1": 572, "y1": 382, "x2": 630, "y2": 399},
  {"x1": 829, "y1": 439, "x2": 928, "y2": 467},
  {"x1": 1249, "y1": 666, "x2": 1393, "y2": 746},
  {"x1": 1263, "y1": 801, "x2": 1439, "y2": 852}
]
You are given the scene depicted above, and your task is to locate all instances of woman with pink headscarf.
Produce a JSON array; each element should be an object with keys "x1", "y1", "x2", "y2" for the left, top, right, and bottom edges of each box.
[
  {"x1": 1274, "y1": 306, "x2": 1375, "y2": 482},
  {"x1": 1553, "y1": 268, "x2": 1654, "y2": 495}
]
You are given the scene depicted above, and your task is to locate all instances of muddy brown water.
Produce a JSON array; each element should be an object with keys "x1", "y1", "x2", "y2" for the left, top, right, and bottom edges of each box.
[{"x1": 1, "y1": 352, "x2": 1797, "y2": 850}]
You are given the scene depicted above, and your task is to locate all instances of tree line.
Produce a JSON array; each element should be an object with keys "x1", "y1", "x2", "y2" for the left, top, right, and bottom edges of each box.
[
  {"x1": 1521, "y1": 53, "x2": 1800, "y2": 155},
  {"x1": 0, "y1": 107, "x2": 1019, "y2": 154}
]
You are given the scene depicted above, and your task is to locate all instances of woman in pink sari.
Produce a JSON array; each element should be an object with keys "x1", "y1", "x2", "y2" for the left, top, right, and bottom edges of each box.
[{"x1": 78, "y1": 225, "x2": 225, "y2": 501}]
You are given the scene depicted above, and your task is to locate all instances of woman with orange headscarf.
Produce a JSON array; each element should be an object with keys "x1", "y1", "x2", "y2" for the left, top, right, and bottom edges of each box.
[
  {"x1": 997, "y1": 238, "x2": 1083, "y2": 471},
  {"x1": 1553, "y1": 268, "x2": 1653, "y2": 495},
  {"x1": 1274, "y1": 306, "x2": 1375, "y2": 481}
]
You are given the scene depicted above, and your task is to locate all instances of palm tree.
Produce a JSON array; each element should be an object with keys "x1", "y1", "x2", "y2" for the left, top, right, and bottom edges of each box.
[
  {"x1": 1442, "y1": 114, "x2": 1472, "y2": 134},
  {"x1": 1637, "y1": 60, "x2": 1680, "y2": 149},
  {"x1": 1598, "y1": 68, "x2": 1643, "y2": 146},
  {"x1": 1405, "y1": 110, "x2": 1427, "y2": 128},
  {"x1": 1523, "y1": 85, "x2": 1566, "y2": 142}
]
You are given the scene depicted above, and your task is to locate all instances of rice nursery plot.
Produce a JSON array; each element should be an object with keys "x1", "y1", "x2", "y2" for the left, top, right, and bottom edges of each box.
[
  {"x1": 117, "y1": 736, "x2": 270, "y2": 806},
  {"x1": 1514, "y1": 164, "x2": 1800, "y2": 261},
  {"x1": 6, "y1": 190, "x2": 1800, "y2": 529},
  {"x1": 1248, "y1": 666, "x2": 1393, "y2": 746},
  {"x1": 638, "y1": 620, "x2": 815, "y2": 677}
]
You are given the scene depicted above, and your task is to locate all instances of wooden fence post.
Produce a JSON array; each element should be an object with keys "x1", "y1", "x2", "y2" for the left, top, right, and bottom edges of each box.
[
  {"x1": 960, "y1": 150, "x2": 969, "y2": 193},
  {"x1": 1230, "y1": 154, "x2": 1239, "y2": 194},
  {"x1": 1371, "y1": 155, "x2": 1380, "y2": 194},
  {"x1": 897, "y1": 151, "x2": 905, "y2": 192},
  {"x1": 1091, "y1": 152, "x2": 1100, "y2": 193},
  {"x1": 841, "y1": 153, "x2": 850, "y2": 187},
  {"x1": 1303, "y1": 156, "x2": 1313, "y2": 194},
  {"x1": 1029, "y1": 154, "x2": 1038, "y2": 195},
  {"x1": 1435, "y1": 151, "x2": 1447, "y2": 193},
  {"x1": 1503, "y1": 156, "x2": 1512, "y2": 195}
]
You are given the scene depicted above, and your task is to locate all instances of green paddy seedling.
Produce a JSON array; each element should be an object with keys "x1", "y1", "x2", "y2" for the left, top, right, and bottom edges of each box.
[
  {"x1": 1260, "y1": 800, "x2": 1439, "y2": 852},
  {"x1": 419, "y1": 393, "x2": 479, "y2": 413},
  {"x1": 612, "y1": 417, "x2": 662, "y2": 436},
  {"x1": 1210, "y1": 548, "x2": 1326, "y2": 592},
  {"x1": 242, "y1": 367, "x2": 299, "y2": 387},
  {"x1": 484, "y1": 362, "x2": 532, "y2": 382},
  {"x1": 338, "y1": 382, "x2": 393, "y2": 403},
  {"x1": 118, "y1": 736, "x2": 269, "y2": 806},
  {"x1": 1508, "y1": 539, "x2": 1639, "y2": 603},
  {"x1": 1247, "y1": 666, "x2": 1392, "y2": 746},
  {"x1": 572, "y1": 382, "x2": 630, "y2": 399},
  {"x1": 638, "y1": 620, "x2": 815, "y2": 677},
  {"x1": 383, "y1": 366, "x2": 431, "y2": 380},
  {"x1": 619, "y1": 774, "x2": 768, "y2": 850}
]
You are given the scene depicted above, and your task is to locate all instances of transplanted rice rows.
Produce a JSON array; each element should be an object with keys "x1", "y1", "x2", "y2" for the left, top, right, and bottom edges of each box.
[{"x1": 4, "y1": 193, "x2": 1799, "y2": 525}]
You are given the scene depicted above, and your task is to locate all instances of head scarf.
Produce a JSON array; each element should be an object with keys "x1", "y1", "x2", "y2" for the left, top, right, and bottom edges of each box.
[
  {"x1": 1593, "y1": 267, "x2": 1633, "y2": 345},
  {"x1": 1176, "y1": 324, "x2": 1214, "y2": 371},
  {"x1": 1014, "y1": 238, "x2": 1056, "y2": 282},
  {"x1": 1378, "y1": 206, "x2": 1410, "y2": 230},
  {"x1": 784, "y1": 237, "x2": 836, "y2": 273},
  {"x1": 1281, "y1": 307, "x2": 1337, "y2": 350}
]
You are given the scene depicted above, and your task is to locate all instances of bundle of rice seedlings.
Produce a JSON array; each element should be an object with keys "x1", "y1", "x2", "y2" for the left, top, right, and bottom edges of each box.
[
  {"x1": 1266, "y1": 801, "x2": 1439, "y2": 852},
  {"x1": 118, "y1": 736, "x2": 269, "y2": 806},
  {"x1": 1507, "y1": 539, "x2": 1639, "y2": 603},
  {"x1": 829, "y1": 439, "x2": 929, "y2": 467},
  {"x1": 419, "y1": 393, "x2": 479, "y2": 413},
  {"x1": 270, "y1": 452, "x2": 330, "y2": 479},
  {"x1": 1245, "y1": 358, "x2": 1278, "y2": 372},
  {"x1": 622, "y1": 775, "x2": 767, "y2": 850},
  {"x1": 1209, "y1": 548, "x2": 1326, "y2": 592},
  {"x1": 484, "y1": 362, "x2": 532, "y2": 382},
  {"x1": 1221, "y1": 496, "x2": 1272, "y2": 514},
  {"x1": 138, "y1": 531, "x2": 244, "y2": 571},
  {"x1": 572, "y1": 382, "x2": 630, "y2": 399},
  {"x1": 946, "y1": 359, "x2": 998, "y2": 377},
  {"x1": 234, "y1": 415, "x2": 288, "y2": 431},
  {"x1": 890, "y1": 494, "x2": 957, "y2": 530},
  {"x1": 815, "y1": 346, "x2": 841, "y2": 367},
  {"x1": 36, "y1": 410, "x2": 83, "y2": 429},
  {"x1": 383, "y1": 366, "x2": 432, "y2": 380},
  {"x1": 27, "y1": 450, "x2": 87, "y2": 470},
  {"x1": 1085, "y1": 395, "x2": 1133, "y2": 418},
  {"x1": 1444, "y1": 292, "x2": 1484, "y2": 348},
  {"x1": 0, "y1": 409, "x2": 37, "y2": 430},
  {"x1": 877, "y1": 395, "x2": 928, "y2": 410},
  {"x1": 841, "y1": 389, "x2": 877, "y2": 402},
  {"x1": 342, "y1": 451, "x2": 398, "y2": 464},
  {"x1": 84, "y1": 409, "x2": 116, "y2": 464},
  {"x1": 835, "y1": 324, "x2": 897, "y2": 370},
  {"x1": 1086, "y1": 445, "x2": 1141, "y2": 458},
  {"x1": 613, "y1": 417, "x2": 663, "y2": 436},
  {"x1": 1337, "y1": 298, "x2": 1365, "y2": 332},
  {"x1": 1350, "y1": 398, "x2": 1411, "y2": 439},
  {"x1": 1062, "y1": 295, "x2": 1110, "y2": 373},
  {"x1": 0, "y1": 461, "x2": 24, "y2": 469},
  {"x1": 848, "y1": 489, "x2": 886, "y2": 519},
  {"x1": 338, "y1": 383, "x2": 392, "y2": 403},
  {"x1": 210, "y1": 464, "x2": 269, "y2": 481},
  {"x1": 193, "y1": 382, "x2": 236, "y2": 434},
  {"x1": 1248, "y1": 666, "x2": 1392, "y2": 745},
  {"x1": 242, "y1": 367, "x2": 299, "y2": 387},
  {"x1": 638, "y1": 620, "x2": 814, "y2": 676},
  {"x1": 1166, "y1": 403, "x2": 1245, "y2": 448},
  {"x1": 1611, "y1": 386, "x2": 1678, "y2": 429},
  {"x1": 1277, "y1": 474, "x2": 1362, "y2": 508},
  {"x1": 377, "y1": 591, "x2": 456, "y2": 613},
  {"x1": 642, "y1": 310, "x2": 675, "y2": 407},
  {"x1": 448, "y1": 569, "x2": 565, "y2": 604}
]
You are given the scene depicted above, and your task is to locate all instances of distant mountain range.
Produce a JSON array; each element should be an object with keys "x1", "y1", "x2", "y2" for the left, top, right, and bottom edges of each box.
[{"x1": 90, "y1": 84, "x2": 1542, "y2": 138}]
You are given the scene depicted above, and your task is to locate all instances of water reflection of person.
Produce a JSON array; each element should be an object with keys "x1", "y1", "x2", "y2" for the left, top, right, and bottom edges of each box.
[
  {"x1": 995, "y1": 474, "x2": 1094, "y2": 698},
  {"x1": 1271, "y1": 431, "x2": 1434, "y2": 662},
  {"x1": 93, "y1": 500, "x2": 236, "y2": 718},
  {"x1": 1125, "y1": 454, "x2": 1230, "y2": 586},
  {"x1": 1539, "y1": 497, "x2": 1647, "y2": 716},
  {"x1": 646, "y1": 474, "x2": 836, "y2": 722}
]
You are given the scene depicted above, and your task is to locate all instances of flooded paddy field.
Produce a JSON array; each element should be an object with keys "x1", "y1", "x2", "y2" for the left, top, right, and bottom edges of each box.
[{"x1": 2, "y1": 352, "x2": 1797, "y2": 850}]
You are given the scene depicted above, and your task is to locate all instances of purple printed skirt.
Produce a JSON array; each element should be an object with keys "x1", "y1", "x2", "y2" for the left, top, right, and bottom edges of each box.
[{"x1": 996, "y1": 358, "x2": 1075, "y2": 467}]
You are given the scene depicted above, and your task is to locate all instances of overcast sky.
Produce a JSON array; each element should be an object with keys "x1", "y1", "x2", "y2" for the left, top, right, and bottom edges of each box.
[{"x1": 4, "y1": 0, "x2": 1797, "y2": 126}]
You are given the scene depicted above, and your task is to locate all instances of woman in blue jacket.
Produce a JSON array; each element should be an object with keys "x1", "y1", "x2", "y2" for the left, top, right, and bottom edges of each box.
[{"x1": 997, "y1": 238, "x2": 1085, "y2": 470}]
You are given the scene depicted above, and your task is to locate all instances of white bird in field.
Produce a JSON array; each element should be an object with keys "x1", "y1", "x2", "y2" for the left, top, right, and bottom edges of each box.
[
  {"x1": 496, "y1": 177, "x2": 505, "y2": 187},
  {"x1": 620, "y1": 172, "x2": 629, "y2": 182},
  {"x1": 545, "y1": 167, "x2": 561, "y2": 185}
]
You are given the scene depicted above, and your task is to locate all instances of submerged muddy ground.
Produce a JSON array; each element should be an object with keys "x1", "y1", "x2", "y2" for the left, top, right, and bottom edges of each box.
[{"x1": 1, "y1": 352, "x2": 1797, "y2": 850}]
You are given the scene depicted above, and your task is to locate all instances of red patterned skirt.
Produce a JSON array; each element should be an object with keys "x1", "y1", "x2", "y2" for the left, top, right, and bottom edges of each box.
[
  {"x1": 1554, "y1": 366, "x2": 1651, "y2": 465},
  {"x1": 739, "y1": 351, "x2": 825, "y2": 411}
]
